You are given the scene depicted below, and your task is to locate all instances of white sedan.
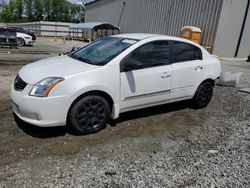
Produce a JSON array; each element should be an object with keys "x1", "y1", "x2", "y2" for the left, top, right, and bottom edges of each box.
[
  {"x1": 11, "y1": 33, "x2": 221, "y2": 134},
  {"x1": 17, "y1": 32, "x2": 33, "y2": 46}
]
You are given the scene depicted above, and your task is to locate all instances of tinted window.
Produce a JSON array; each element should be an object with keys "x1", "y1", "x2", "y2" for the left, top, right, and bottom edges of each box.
[
  {"x1": 172, "y1": 41, "x2": 202, "y2": 62},
  {"x1": 125, "y1": 40, "x2": 171, "y2": 69}
]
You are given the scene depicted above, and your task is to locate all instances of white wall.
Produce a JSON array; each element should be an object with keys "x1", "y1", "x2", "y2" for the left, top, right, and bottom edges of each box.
[
  {"x1": 238, "y1": 7, "x2": 250, "y2": 57},
  {"x1": 213, "y1": 0, "x2": 249, "y2": 57}
]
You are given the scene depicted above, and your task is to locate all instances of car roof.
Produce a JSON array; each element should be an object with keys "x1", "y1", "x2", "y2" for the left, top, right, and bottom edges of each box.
[
  {"x1": 113, "y1": 33, "x2": 165, "y2": 40},
  {"x1": 112, "y1": 33, "x2": 202, "y2": 47},
  {"x1": 113, "y1": 33, "x2": 190, "y2": 42}
]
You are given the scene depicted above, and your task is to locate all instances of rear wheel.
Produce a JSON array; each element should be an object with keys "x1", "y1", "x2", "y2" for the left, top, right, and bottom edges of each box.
[
  {"x1": 17, "y1": 37, "x2": 25, "y2": 46},
  {"x1": 68, "y1": 95, "x2": 110, "y2": 134},
  {"x1": 192, "y1": 82, "x2": 213, "y2": 109}
]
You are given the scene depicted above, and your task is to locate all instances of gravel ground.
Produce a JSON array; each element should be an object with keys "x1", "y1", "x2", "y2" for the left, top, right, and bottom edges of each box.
[{"x1": 0, "y1": 40, "x2": 249, "y2": 187}]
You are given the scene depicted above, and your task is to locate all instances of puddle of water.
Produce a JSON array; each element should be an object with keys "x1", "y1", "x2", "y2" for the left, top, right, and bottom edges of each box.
[
  {"x1": 43, "y1": 110, "x2": 206, "y2": 157},
  {"x1": 50, "y1": 141, "x2": 80, "y2": 155},
  {"x1": 113, "y1": 110, "x2": 204, "y2": 138},
  {"x1": 167, "y1": 111, "x2": 203, "y2": 126}
]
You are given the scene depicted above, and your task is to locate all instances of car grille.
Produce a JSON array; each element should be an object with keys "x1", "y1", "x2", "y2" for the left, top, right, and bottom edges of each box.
[{"x1": 14, "y1": 75, "x2": 27, "y2": 91}]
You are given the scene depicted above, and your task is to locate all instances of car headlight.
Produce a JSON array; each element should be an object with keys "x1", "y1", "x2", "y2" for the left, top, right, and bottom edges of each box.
[
  {"x1": 29, "y1": 77, "x2": 64, "y2": 97},
  {"x1": 24, "y1": 37, "x2": 31, "y2": 39}
]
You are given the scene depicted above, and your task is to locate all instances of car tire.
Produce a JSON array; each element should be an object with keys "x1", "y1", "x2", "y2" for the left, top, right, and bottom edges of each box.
[
  {"x1": 68, "y1": 95, "x2": 110, "y2": 134},
  {"x1": 192, "y1": 82, "x2": 213, "y2": 109},
  {"x1": 17, "y1": 37, "x2": 25, "y2": 46}
]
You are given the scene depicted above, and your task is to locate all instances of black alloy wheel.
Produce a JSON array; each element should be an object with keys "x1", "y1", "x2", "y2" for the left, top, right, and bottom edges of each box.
[
  {"x1": 68, "y1": 95, "x2": 110, "y2": 134},
  {"x1": 193, "y1": 82, "x2": 213, "y2": 109}
]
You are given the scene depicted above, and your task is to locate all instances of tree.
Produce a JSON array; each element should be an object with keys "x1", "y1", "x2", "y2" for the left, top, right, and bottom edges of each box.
[
  {"x1": 34, "y1": 0, "x2": 43, "y2": 21},
  {"x1": 61, "y1": 0, "x2": 71, "y2": 22},
  {"x1": 43, "y1": 0, "x2": 52, "y2": 21},
  {"x1": 0, "y1": 0, "x2": 86, "y2": 23},
  {"x1": 51, "y1": 0, "x2": 61, "y2": 21},
  {"x1": 1, "y1": 4, "x2": 12, "y2": 22},
  {"x1": 9, "y1": 0, "x2": 14, "y2": 20},
  {"x1": 11, "y1": 0, "x2": 23, "y2": 22},
  {"x1": 0, "y1": 0, "x2": 5, "y2": 13},
  {"x1": 70, "y1": 4, "x2": 85, "y2": 23},
  {"x1": 24, "y1": 0, "x2": 33, "y2": 21},
  {"x1": 16, "y1": 0, "x2": 23, "y2": 18}
]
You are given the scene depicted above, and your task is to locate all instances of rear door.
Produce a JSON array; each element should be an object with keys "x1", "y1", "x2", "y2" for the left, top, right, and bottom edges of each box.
[
  {"x1": 170, "y1": 41, "x2": 204, "y2": 100},
  {"x1": 120, "y1": 40, "x2": 173, "y2": 112}
]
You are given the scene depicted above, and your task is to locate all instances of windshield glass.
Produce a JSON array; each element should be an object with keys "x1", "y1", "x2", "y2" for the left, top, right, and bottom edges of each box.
[{"x1": 69, "y1": 37, "x2": 138, "y2": 65}]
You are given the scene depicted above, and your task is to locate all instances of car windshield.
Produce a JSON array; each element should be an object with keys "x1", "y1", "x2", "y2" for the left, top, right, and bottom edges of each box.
[{"x1": 69, "y1": 37, "x2": 138, "y2": 65}]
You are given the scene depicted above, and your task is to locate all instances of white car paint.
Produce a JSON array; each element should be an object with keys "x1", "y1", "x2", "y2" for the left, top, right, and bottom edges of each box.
[
  {"x1": 17, "y1": 32, "x2": 33, "y2": 46},
  {"x1": 10, "y1": 33, "x2": 221, "y2": 127}
]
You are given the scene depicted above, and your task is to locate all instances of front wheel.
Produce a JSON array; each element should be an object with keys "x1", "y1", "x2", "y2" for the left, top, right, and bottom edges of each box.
[
  {"x1": 68, "y1": 95, "x2": 110, "y2": 134},
  {"x1": 192, "y1": 82, "x2": 213, "y2": 109},
  {"x1": 17, "y1": 37, "x2": 25, "y2": 46}
]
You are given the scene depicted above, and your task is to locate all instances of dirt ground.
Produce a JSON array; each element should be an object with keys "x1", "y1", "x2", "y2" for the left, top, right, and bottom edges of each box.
[{"x1": 0, "y1": 38, "x2": 249, "y2": 187}]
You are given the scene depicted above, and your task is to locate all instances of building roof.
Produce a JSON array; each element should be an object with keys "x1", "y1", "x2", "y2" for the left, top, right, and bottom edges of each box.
[{"x1": 70, "y1": 22, "x2": 120, "y2": 31}]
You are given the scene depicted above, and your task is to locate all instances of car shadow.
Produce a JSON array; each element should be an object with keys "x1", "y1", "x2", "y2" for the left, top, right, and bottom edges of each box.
[
  {"x1": 14, "y1": 100, "x2": 192, "y2": 138},
  {"x1": 14, "y1": 113, "x2": 68, "y2": 138},
  {"x1": 109, "y1": 100, "x2": 191, "y2": 127}
]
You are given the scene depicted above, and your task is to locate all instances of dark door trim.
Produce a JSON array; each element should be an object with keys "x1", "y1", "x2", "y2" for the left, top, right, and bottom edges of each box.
[{"x1": 235, "y1": 0, "x2": 250, "y2": 57}]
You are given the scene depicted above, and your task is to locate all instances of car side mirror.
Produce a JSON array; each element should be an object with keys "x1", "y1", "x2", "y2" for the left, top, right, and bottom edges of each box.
[{"x1": 124, "y1": 59, "x2": 143, "y2": 71}]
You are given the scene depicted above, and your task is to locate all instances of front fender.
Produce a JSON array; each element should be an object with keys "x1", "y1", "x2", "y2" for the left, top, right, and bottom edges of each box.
[{"x1": 66, "y1": 85, "x2": 119, "y2": 119}]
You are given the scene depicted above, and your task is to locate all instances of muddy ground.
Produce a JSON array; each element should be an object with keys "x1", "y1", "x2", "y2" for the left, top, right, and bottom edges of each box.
[{"x1": 0, "y1": 38, "x2": 249, "y2": 187}]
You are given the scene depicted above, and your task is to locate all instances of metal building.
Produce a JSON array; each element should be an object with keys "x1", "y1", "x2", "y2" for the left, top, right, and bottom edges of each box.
[
  {"x1": 7, "y1": 21, "x2": 74, "y2": 37},
  {"x1": 70, "y1": 22, "x2": 120, "y2": 41},
  {"x1": 85, "y1": 0, "x2": 250, "y2": 58}
]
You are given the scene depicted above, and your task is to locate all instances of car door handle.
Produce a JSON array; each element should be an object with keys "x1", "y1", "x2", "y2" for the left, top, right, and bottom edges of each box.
[
  {"x1": 195, "y1": 66, "x2": 203, "y2": 71},
  {"x1": 161, "y1": 72, "x2": 171, "y2": 78}
]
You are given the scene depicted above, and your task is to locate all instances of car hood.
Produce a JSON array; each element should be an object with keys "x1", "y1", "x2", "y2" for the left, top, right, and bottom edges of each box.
[
  {"x1": 18, "y1": 55, "x2": 98, "y2": 84},
  {"x1": 17, "y1": 32, "x2": 31, "y2": 38}
]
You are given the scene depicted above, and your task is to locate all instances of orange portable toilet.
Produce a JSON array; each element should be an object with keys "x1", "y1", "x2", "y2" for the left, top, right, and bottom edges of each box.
[{"x1": 180, "y1": 26, "x2": 202, "y2": 44}]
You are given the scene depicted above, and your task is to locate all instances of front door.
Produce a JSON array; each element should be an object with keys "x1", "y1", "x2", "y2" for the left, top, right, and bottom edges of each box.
[{"x1": 120, "y1": 40, "x2": 172, "y2": 112}]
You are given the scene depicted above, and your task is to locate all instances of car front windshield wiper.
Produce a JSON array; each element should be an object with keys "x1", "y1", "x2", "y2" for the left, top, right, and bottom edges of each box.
[
  {"x1": 68, "y1": 53, "x2": 77, "y2": 60},
  {"x1": 69, "y1": 54, "x2": 98, "y2": 65},
  {"x1": 68, "y1": 53, "x2": 90, "y2": 64},
  {"x1": 77, "y1": 57, "x2": 95, "y2": 65},
  {"x1": 77, "y1": 57, "x2": 97, "y2": 65}
]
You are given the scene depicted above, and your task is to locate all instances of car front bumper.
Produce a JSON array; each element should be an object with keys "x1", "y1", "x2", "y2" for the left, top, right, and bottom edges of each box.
[
  {"x1": 10, "y1": 83, "x2": 70, "y2": 127},
  {"x1": 23, "y1": 38, "x2": 33, "y2": 45}
]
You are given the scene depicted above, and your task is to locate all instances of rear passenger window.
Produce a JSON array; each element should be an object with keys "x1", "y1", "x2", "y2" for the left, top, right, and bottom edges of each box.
[{"x1": 172, "y1": 41, "x2": 202, "y2": 62}]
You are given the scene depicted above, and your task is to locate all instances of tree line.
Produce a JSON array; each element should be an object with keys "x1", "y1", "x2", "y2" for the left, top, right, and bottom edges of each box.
[{"x1": 0, "y1": 0, "x2": 85, "y2": 23}]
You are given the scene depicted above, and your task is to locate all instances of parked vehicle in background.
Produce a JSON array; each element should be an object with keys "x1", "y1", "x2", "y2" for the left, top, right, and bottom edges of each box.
[
  {"x1": 11, "y1": 33, "x2": 221, "y2": 134},
  {"x1": 16, "y1": 32, "x2": 33, "y2": 46},
  {"x1": 0, "y1": 27, "x2": 17, "y2": 48},
  {"x1": 7, "y1": 26, "x2": 36, "y2": 41},
  {"x1": 64, "y1": 33, "x2": 72, "y2": 41}
]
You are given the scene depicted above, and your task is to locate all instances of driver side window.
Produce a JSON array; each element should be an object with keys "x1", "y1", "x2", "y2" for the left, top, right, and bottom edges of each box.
[{"x1": 122, "y1": 40, "x2": 171, "y2": 71}]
